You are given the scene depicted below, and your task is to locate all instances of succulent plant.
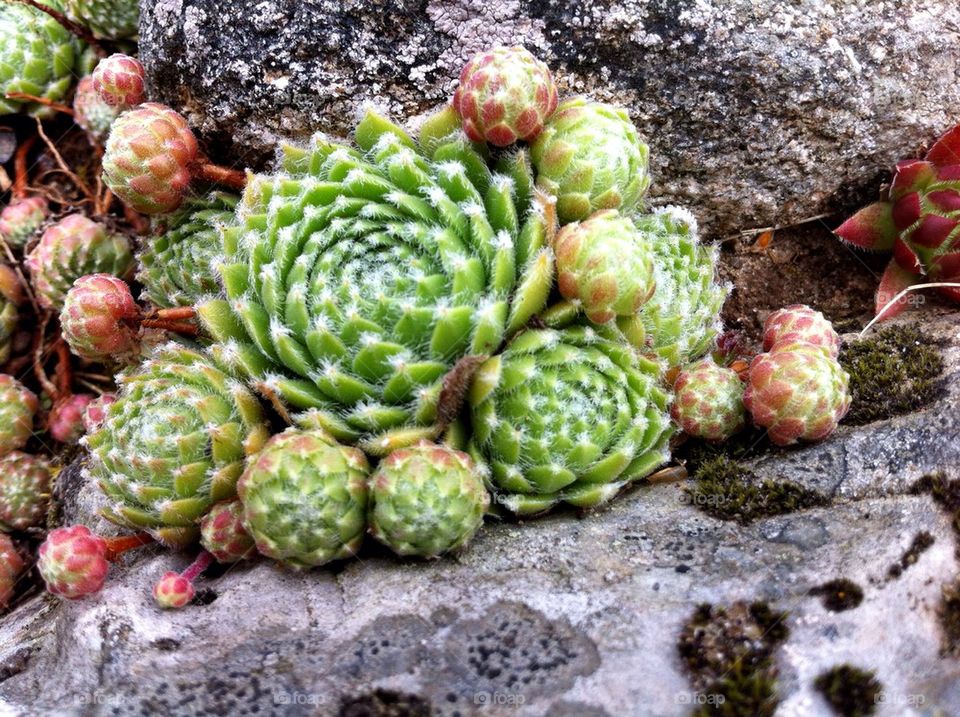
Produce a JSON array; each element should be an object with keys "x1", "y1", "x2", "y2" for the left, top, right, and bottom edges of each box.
[
  {"x1": 238, "y1": 428, "x2": 369, "y2": 569},
  {"x1": 369, "y1": 441, "x2": 488, "y2": 557},
  {"x1": 38, "y1": 525, "x2": 109, "y2": 599},
  {"x1": 138, "y1": 193, "x2": 237, "y2": 308},
  {"x1": 0, "y1": 374, "x2": 39, "y2": 456},
  {"x1": 636, "y1": 207, "x2": 728, "y2": 367},
  {"x1": 0, "y1": 0, "x2": 85, "y2": 117},
  {"x1": 61, "y1": 274, "x2": 141, "y2": 362},
  {"x1": 200, "y1": 109, "x2": 554, "y2": 455},
  {"x1": 836, "y1": 124, "x2": 960, "y2": 318},
  {"x1": 49, "y1": 393, "x2": 94, "y2": 444},
  {"x1": 531, "y1": 97, "x2": 650, "y2": 224},
  {"x1": 0, "y1": 533, "x2": 24, "y2": 607},
  {"x1": 762, "y1": 304, "x2": 840, "y2": 358},
  {"x1": 554, "y1": 209, "x2": 655, "y2": 324},
  {"x1": 92, "y1": 53, "x2": 145, "y2": 108},
  {"x1": 85, "y1": 343, "x2": 269, "y2": 547},
  {"x1": 0, "y1": 451, "x2": 51, "y2": 530},
  {"x1": 73, "y1": 76, "x2": 120, "y2": 143},
  {"x1": 200, "y1": 499, "x2": 255, "y2": 563},
  {"x1": 153, "y1": 570, "x2": 194, "y2": 608},
  {"x1": 65, "y1": 0, "x2": 140, "y2": 40},
  {"x1": 0, "y1": 196, "x2": 48, "y2": 249},
  {"x1": 81, "y1": 392, "x2": 116, "y2": 433},
  {"x1": 671, "y1": 359, "x2": 746, "y2": 443},
  {"x1": 102, "y1": 103, "x2": 199, "y2": 215},
  {"x1": 453, "y1": 46, "x2": 559, "y2": 147},
  {"x1": 25, "y1": 215, "x2": 133, "y2": 310},
  {"x1": 468, "y1": 326, "x2": 673, "y2": 514},
  {"x1": 744, "y1": 342, "x2": 851, "y2": 446},
  {"x1": 0, "y1": 265, "x2": 21, "y2": 365}
]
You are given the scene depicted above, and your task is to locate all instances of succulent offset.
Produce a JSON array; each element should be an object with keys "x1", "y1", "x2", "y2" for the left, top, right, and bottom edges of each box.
[
  {"x1": 836, "y1": 124, "x2": 960, "y2": 318},
  {"x1": 73, "y1": 76, "x2": 120, "y2": 143},
  {"x1": 92, "y1": 53, "x2": 145, "y2": 108},
  {"x1": 532, "y1": 97, "x2": 650, "y2": 224},
  {"x1": 671, "y1": 359, "x2": 746, "y2": 443},
  {"x1": 369, "y1": 441, "x2": 489, "y2": 557},
  {"x1": 0, "y1": 374, "x2": 39, "y2": 456},
  {"x1": 0, "y1": 0, "x2": 85, "y2": 117},
  {"x1": 85, "y1": 343, "x2": 269, "y2": 547},
  {"x1": 61, "y1": 274, "x2": 141, "y2": 362},
  {"x1": 38, "y1": 525, "x2": 109, "y2": 599},
  {"x1": 0, "y1": 534, "x2": 24, "y2": 607},
  {"x1": 453, "y1": 46, "x2": 559, "y2": 147},
  {"x1": 200, "y1": 499, "x2": 255, "y2": 563},
  {"x1": 153, "y1": 571, "x2": 194, "y2": 608},
  {"x1": 65, "y1": 0, "x2": 141, "y2": 39},
  {"x1": 468, "y1": 326, "x2": 673, "y2": 514},
  {"x1": 0, "y1": 265, "x2": 21, "y2": 364},
  {"x1": 0, "y1": 196, "x2": 48, "y2": 249},
  {"x1": 81, "y1": 392, "x2": 116, "y2": 433},
  {"x1": 26, "y1": 215, "x2": 133, "y2": 310},
  {"x1": 744, "y1": 342, "x2": 851, "y2": 446},
  {"x1": 138, "y1": 193, "x2": 238, "y2": 308},
  {"x1": 762, "y1": 304, "x2": 840, "y2": 358},
  {"x1": 200, "y1": 109, "x2": 554, "y2": 455},
  {"x1": 238, "y1": 429, "x2": 369, "y2": 568},
  {"x1": 0, "y1": 452, "x2": 51, "y2": 531},
  {"x1": 554, "y1": 209, "x2": 655, "y2": 324},
  {"x1": 102, "y1": 104, "x2": 199, "y2": 215},
  {"x1": 49, "y1": 393, "x2": 94, "y2": 444}
]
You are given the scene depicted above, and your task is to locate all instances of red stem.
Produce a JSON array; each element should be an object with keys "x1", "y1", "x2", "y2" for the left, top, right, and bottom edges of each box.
[
  {"x1": 180, "y1": 550, "x2": 214, "y2": 582},
  {"x1": 12, "y1": 136, "x2": 36, "y2": 199},
  {"x1": 155, "y1": 306, "x2": 197, "y2": 321},
  {"x1": 4, "y1": 92, "x2": 74, "y2": 117},
  {"x1": 141, "y1": 319, "x2": 199, "y2": 336},
  {"x1": 192, "y1": 163, "x2": 247, "y2": 190},
  {"x1": 103, "y1": 532, "x2": 154, "y2": 561}
]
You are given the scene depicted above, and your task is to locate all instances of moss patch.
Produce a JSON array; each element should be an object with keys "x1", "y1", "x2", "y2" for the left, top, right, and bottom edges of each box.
[
  {"x1": 809, "y1": 579, "x2": 864, "y2": 612},
  {"x1": 339, "y1": 689, "x2": 432, "y2": 717},
  {"x1": 840, "y1": 324, "x2": 943, "y2": 426},
  {"x1": 813, "y1": 664, "x2": 881, "y2": 717},
  {"x1": 685, "y1": 456, "x2": 828, "y2": 525},
  {"x1": 886, "y1": 531, "x2": 935, "y2": 580},
  {"x1": 911, "y1": 472, "x2": 960, "y2": 543},
  {"x1": 677, "y1": 601, "x2": 789, "y2": 716}
]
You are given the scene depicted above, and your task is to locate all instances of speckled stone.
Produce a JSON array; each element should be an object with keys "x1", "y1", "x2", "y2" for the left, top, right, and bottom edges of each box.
[{"x1": 139, "y1": 0, "x2": 960, "y2": 236}]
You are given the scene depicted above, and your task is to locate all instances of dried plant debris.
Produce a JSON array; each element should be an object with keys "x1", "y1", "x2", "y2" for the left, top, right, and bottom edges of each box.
[
  {"x1": 885, "y1": 531, "x2": 935, "y2": 580},
  {"x1": 813, "y1": 664, "x2": 881, "y2": 717}
]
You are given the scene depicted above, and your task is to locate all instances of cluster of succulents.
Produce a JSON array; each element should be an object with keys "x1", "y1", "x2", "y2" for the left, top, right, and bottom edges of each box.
[{"x1": 65, "y1": 0, "x2": 141, "y2": 40}]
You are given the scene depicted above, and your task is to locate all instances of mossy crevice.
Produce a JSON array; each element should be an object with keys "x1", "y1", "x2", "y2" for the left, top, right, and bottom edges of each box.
[
  {"x1": 809, "y1": 579, "x2": 864, "y2": 612},
  {"x1": 885, "y1": 531, "x2": 934, "y2": 580},
  {"x1": 677, "y1": 601, "x2": 790, "y2": 716},
  {"x1": 840, "y1": 324, "x2": 944, "y2": 426},
  {"x1": 813, "y1": 664, "x2": 881, "y2": 717},
  {"x1": 685, "y1": 455, "x2": 828, "y2": 524}
]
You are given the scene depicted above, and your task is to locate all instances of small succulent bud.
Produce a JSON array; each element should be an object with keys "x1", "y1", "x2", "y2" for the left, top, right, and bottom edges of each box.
[
  {"x1": 0, "y1": 265, "x2": 20, "y2": 365},
  {"x1": 61, "y1": 274, "x2": 141, "y2": 362},
  {"x1": 200, "y1": 499, "x2": 255, "y2": 563},
  {"x1": 81, "y1": 392, "x2": 116, "y2": 433},
  {"x1": 554, "y1": 209, "x2": 655, "y2": 324},
  {"x1": 762, "y1": 304, "x2": 841, "y2": 358},
  {"x1": 152, "y1": 571, "x2": 194, "y2": 609},
  {"x1": 453, "y1": 46, "x2": 559, "y2": 147},
  {"x1": 0, "y1": 196, "x2": 48, "y2": 249},
  {"x1": 73, "y1": 76, "x2": 120, "y2": 143},
  {"x1": 38, "y1": 525, "x2": 109, "y2": 599},
  {"x1": 102, "y1": 103, "x2": 199, "y2": 215},
  {"x1": 369, "y1": 442, "x2": 489, "y2": 558},
  {"x1": 671, "y1": 359, "x2": 746, "y2": 443},
  {"x1": 49, "y1": 394, "x2": 95, "y2": 444},
  {"x1": 0, "y1": 534, "x2": 25, "y2": 608},
  {"x1": 25, "y1": 215, "x2": 133, "y2": 310},
  {"x1": 91, "y1": 53, "x2": 145, "y2": 108},
  {"x1": 0, "y1": 374, "x2": 38, "y2": 456},
  {"x1": 0, "y1": 451, "x2": 51, "y2": 531},
  {"x1": 744, "y1": 343, "x2": 851, "y2": 446}
]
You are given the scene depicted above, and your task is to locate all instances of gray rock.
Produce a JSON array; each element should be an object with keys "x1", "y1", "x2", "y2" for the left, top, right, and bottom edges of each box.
[
  {"x1": 0, "y1": 309, "x2": 958, "y2": 715},
  {"x1": 139, "y1": 0, "x2": 960, "y2": 236}
]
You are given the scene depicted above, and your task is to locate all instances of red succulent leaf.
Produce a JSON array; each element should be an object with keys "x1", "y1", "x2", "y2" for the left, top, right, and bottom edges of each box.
[
  {"x1": 835, "y1": 202, "x2": 897, "y2": 251},
  {"x1": 910, "y1": 214, "x2": 959, "y2": 248},
  {"x1": 891, "y1": 192, "x2": 922, "y2": 230},
  {"x1": 927, "y1": 189, "x2": 960, "y2": 213},
  {"x1": 874, "y1": 259, "x2": 920, "y2": 321},
  {"x1": 890, "y1": 160, "x2": 936, "y2": 199},
  {"x1": 892, "y1": 237, "x2": 923, "y2": 274},
  {"x1": 925, "y1": 123, "x2": 960, "y2": 168}
]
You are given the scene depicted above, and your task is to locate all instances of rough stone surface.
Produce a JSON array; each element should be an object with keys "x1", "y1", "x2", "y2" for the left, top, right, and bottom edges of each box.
[
  {"x1": 139, "y1": 0, "x2": 960, "y2": 236},
  {"x1": 0, "y1": 309, "x2": 958, "y2": 715}
]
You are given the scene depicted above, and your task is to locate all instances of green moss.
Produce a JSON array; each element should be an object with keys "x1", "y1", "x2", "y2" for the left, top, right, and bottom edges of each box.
[
  {"x1": 813, "y1": 664, "x2": 881, "y2": 717},
  {"x1": 678, "y1": 601, "x2": 789, "y2": 717},
  {"x1": 940, "y1": 577, "x2": 960, "y2": 658},
  {"x1": 686, "y1": 456, "x2": 829, "y2": 524},
  {"x1": 886, "y1": 531, "x2": 934, "y2": 580},
  {"x1": 840, "y1": 324, "x2": 943, "y2": 426},
  {"x1": 809, "y1": 579, "x2": 864, "y2": 612}
]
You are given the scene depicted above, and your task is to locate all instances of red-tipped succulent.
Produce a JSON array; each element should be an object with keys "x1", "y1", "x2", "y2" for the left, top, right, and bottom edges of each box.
[
  {"x1": 762, "y1": 304, "x2": 840, "y2": 358},
  {"x1": 453, "y1": 46, "x2": 559, "y2": 147},
  {"x1": 0, "y1": 196, "x2": 47, "y2": 249},
  {"x1": 49, "y1": 393, "x2": 95, "y2": 444},
  {"x1": 836, "y1": 124, "x2": 960, "y2": 319},
  {"x1": 152, "y1": 551, "x2": 213, "y2": 609},
  {"x1": 81, "y1": 392, "x2": 117, "y2": 433},
  {"x1": 0, "y1": 534, "x2": 25, "y2": 608},
  {"x1": 92, "y1": 53, "x2": 145, "y2": 109},
  {"x1": 61, "y1": 274, "x2": 141, "y2": 362},
  {"x1": 200, "y1": 500, "x2": 255, "y2": 563},
  {"x1": 38, "y1": 525, "x2": 110, "y2": 599}
]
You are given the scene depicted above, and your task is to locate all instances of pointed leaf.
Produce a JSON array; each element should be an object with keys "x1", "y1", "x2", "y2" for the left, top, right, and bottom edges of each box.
[{"x1": 835, "y1": 202, "x2": 897, "y2": 251}]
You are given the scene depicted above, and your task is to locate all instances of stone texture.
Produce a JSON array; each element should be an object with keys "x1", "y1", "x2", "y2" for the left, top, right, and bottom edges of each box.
[
  {"x1": 139, "y1": 0, "x2": 960, "y2": 236},
  {"x1": 0, "y1": 309, "x2": 958, "y2": 715}
]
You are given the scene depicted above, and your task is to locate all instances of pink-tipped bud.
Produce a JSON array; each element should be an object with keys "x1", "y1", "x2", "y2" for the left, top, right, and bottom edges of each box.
[
  {"x1": 153, "y1": 571, "x2": 195, "y2": 609},
  {"x1": 0, "y1": 196, "x2": 48, "y2": 249},
  {"x1": 49, "y1": 394, "x2": 95, "y2": 444},
  {"x1": 200, "y1": 499, "x2": 255, "y2": 563},
  {"x1": 762, "y1": 304, "x2": 841, "y2": 358},
  {"x1": 61, "y1": 274, "x2": 141, "y2": 362},
  {"x1": 92, "y1": 54, "x2": 146, "y2": 109},
  {"x1": 82, "y1": 393, "x2": 117, "y2": 434},
  {"x1": 38, "y1": 525, "x2": 109, "y2": 599},
  {"x1": 0, "y1": 533, "x2": 25, "y2": 608}
]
